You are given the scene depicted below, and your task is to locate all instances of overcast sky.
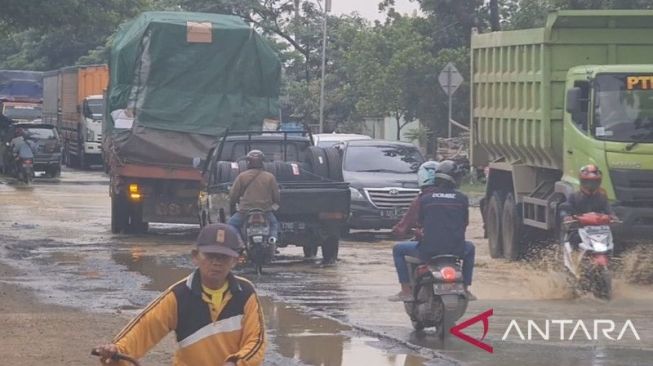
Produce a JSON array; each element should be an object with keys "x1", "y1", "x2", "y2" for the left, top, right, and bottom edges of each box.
[{"x1": 330, "y1": 0, "x2": 421, "y2": 21}]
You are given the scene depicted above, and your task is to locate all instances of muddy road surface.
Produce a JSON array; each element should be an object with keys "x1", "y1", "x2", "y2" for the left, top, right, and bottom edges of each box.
[{"x1": 1, "y1": 169, "x2": 652, "y2": 366}]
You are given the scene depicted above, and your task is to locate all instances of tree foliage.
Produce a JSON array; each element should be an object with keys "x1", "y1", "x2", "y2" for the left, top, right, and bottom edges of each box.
[
  {"x1": 345, "y1": 18, "x2": 437, "y2": 139},
  {"x1": 4, "y1": 0, "x2": 653, "y2": 144},
  {"x1": 0, "y1": 0, "x2": 147, "y2": 70}
]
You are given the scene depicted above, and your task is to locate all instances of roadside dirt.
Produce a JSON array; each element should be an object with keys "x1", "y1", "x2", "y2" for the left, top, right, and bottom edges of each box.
[{"x1": 0, "y1": 262, "x2": 174, "y2": 366}]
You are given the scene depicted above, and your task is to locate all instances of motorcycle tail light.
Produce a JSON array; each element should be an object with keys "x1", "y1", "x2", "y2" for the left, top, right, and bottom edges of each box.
[
  {"x1": 440, "y1": 267, "x2": 457, "y2": 282},
  {"x1": 592, "y1": 254, "x2": 609, "y2": 266},
  {"x1": 415, "y1": 265, "x2": 430, "y2": 277}
]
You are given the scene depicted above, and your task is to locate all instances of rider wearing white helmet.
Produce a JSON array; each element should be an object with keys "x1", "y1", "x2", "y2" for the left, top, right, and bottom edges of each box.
[{"x1": 389, "y1": 160, "x2": 477, "y2": 302}]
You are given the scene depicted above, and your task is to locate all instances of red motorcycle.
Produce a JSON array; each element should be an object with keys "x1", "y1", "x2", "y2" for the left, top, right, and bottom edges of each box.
[{"x1": 562, "y1": 212, "x2": 619, "y2": 300}]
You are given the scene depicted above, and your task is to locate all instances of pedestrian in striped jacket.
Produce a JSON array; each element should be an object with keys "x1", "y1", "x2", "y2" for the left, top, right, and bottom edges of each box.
[{"x1": 94, "y1": 223, "x2": 266, "y2": 366}]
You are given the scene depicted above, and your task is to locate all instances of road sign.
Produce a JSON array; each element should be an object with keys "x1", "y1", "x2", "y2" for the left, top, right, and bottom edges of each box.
[
  {"x1": 438, "y1": 62, "x2": 464, "y2": 137},
  {"x1": 438, "y1": 62, "x2": 463, "y2": 97}
]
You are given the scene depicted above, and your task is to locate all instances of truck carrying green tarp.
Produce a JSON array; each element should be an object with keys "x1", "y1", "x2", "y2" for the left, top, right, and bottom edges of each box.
[{"x1": 104, "y1": 11, "x2": 281, "y2": 168}]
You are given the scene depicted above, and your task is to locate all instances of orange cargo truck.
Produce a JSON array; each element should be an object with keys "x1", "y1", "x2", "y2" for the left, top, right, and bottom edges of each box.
[{"x1": 43, "y1": 65, "x2": 108, "y2": 169}]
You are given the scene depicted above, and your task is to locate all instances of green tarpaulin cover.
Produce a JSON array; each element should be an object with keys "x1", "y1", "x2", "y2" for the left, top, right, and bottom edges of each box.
[
  {"x1": 104, "y1": 12, "x2": 280, "y2": 168},
  {"x1": 107, "y1": 11, "x2": 280, "y2": 135}
]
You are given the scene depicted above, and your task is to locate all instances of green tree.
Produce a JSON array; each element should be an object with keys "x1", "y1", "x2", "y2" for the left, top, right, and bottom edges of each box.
[
  {"x1": 0, "y1": 0, "x2": 147, "y2": 70},
  {"x1": 282, "y1": 14, "x2": 368, "y2": 128},
  {"x1": 346, "y1": 17, "x2": 437, "y2": 139}
]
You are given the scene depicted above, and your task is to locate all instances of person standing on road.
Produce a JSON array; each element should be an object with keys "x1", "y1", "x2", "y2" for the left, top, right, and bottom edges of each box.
[
  {"x1": 389, "y1": 160, "x2": 477, "y2": 302},
  {"x1": 94, "y1": 223, "x2": 266, "y2": 366},
  {"x1": 228, "y1": 150, "x2": 281, "y2": 243}
]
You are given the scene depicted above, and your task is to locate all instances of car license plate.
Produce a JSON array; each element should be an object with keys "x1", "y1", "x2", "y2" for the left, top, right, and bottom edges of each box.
[{"x1": 381, "y1": 208, "x2": 405, "y2": 218}]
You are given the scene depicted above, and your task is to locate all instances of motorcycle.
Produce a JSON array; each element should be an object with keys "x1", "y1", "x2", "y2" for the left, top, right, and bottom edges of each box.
[
  {"x1": 14, "y1": 155, "x2": 33, "y2": 185},
  {"x1": 403, "y1": 254, "x2": 469, "y2": 339},
  {"x1": 241, "y1": 208, "x2": 276, "y2": 275},
  {"x1": 561, "y1": 212, "x2": 618, "y2": 300}
]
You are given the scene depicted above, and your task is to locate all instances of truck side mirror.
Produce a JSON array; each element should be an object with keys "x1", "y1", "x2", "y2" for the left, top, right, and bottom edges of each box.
[{"x1": 566, "y1": 87, "x2": 581, "y2": 115}]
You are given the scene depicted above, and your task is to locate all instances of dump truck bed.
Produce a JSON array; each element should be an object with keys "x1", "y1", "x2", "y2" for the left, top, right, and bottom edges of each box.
[{"x1": 471, "y1": 10, "x2": 653, "y2": 169}]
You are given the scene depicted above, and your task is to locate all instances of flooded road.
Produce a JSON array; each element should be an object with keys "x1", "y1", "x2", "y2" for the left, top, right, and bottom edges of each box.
[{"x1": 1, "y1": 169, "x2": 652, "y2": 365}]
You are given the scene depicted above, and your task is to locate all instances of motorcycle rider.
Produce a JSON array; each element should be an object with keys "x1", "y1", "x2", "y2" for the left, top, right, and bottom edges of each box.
[
  {"x1": 228, "y1": 150, "x2": 280, "y2": 243},
  {"x1": 559, "y1": 164, "x2": 617, "y2": 246},
  {"x1": 9, "y1": 128, "x2": 34, "y2": 175},
  {"x1": 389, "y1": 160, "x2": 477, "y2": 302}
]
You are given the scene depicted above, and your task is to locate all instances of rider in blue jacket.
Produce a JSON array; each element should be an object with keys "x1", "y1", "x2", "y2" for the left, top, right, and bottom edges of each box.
[{"x1": 389, "y1": 160, "x2": 476, "y2": 302}]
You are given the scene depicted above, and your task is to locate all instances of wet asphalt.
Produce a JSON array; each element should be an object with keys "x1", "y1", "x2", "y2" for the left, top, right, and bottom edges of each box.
[{"x1": 0, "y1": 168, "x2": 652, "y2": 366}]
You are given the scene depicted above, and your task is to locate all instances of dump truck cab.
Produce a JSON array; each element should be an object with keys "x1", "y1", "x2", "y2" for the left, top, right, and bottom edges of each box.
[
  {"x1": 471, "y1": 10, "x2": 653, "y2": 261},
  {"x1": 562, "y1": 65, "x2": 653, "y2": 233}
]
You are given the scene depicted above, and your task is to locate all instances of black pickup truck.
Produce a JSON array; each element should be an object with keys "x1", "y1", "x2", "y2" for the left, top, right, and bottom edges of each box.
[{"x1": 198, "y1": 130, "x2": 350, "y2": 264}]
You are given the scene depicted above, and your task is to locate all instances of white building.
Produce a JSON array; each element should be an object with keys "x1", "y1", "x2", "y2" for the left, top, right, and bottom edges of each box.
[{"x1": 361, "y1": 115, "x2": 420, "y2": 142}]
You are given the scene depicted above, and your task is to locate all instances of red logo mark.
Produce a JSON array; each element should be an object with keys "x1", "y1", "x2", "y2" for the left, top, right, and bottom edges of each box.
[{"x1": 450, "y1": 308, "x2": 494, "y2": 353}]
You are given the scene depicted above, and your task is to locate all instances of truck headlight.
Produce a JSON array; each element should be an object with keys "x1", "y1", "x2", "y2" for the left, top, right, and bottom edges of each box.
[{"x1": 350, "y1": 187, "x2": 366, "y2": 201}]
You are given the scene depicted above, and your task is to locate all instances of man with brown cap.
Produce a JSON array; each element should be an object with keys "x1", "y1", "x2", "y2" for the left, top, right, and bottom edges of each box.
[{"x1": 94, "y1": 223, "x2": 266, "y2": 366}]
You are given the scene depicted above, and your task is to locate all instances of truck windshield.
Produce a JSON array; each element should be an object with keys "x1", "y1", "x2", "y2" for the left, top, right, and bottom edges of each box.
[
  {"x1": 85, "y1": 100, "x2": 104, "y2": 119},
  {"x1": 594, "y1": 73, "x2": 653, "y2": 143},
  {"x1": 344, "y1": 144, "x2": 423, "y2": 173},
  {"x1": 3, "y1": 105, "x2": 42, "y2": 121}
]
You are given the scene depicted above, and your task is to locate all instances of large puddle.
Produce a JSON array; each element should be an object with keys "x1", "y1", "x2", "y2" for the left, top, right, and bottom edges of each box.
[
  {"x1": 1, "y1": 169, "x2": 652, "y2": 365},
  {"x1": 0, "y1": 240, "x2": 451, "y2": 366}
]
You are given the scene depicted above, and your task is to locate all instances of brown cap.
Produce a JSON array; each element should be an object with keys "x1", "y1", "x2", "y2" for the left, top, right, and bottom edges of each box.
[{"x1": 196, "y1": 223, "x2": 244, "y2": 258}]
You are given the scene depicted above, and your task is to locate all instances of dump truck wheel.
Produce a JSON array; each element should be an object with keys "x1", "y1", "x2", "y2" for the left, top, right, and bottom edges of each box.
[
  {"x1": 501, "y1": 193, "x2": 523, "y2": 261},
  {"x1": 486, "y1": 192, "x2": 504, "y2": 259}
]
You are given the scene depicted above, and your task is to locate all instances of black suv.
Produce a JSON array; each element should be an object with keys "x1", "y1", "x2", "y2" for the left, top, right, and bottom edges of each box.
[{"x1": 342, "y1": 140, "x2": 424, "y2": 231}]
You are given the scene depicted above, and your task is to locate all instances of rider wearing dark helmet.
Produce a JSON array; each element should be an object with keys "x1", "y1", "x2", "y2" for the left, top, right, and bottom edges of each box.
[
  {"x1": 228, "y1": 150, "x2": 281, "y2": 243},
  {"x1": 559, "y1": 164, "x2": 616, "y2": 245},
  {"x1": 389, "y1": 160, "x2": 477, "y2": 302},
  {"x1": 559, "y1": 164, "x2": 614, "y2": 221}
]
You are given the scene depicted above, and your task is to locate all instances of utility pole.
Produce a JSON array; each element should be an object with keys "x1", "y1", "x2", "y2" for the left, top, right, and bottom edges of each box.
[{"x1": 319, "y1": 0, "x2": 331, "y2": 133}]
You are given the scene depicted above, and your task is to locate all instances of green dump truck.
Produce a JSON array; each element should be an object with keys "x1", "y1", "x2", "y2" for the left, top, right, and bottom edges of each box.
[
  {"x1": 104, "y1": 12, "x2": 280, "y2": 233},
  {"x1": 471, "y1": 10, "x2": 653, "y2": 260}
]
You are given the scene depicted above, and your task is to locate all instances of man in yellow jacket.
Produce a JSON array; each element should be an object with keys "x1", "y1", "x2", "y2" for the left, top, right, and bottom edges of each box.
[{"x1": 94, "y1": 223, "x2": 266, "y2": 366}]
